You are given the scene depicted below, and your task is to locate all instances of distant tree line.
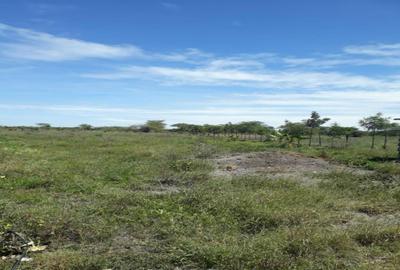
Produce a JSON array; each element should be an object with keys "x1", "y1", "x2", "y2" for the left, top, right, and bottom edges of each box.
[
  {"x1": 171, "y1": 121, "x2": 275, "y2": 140},
  {"x1": 166, "y1": 112, "x2": 399, "y2": 149},
  {"x1": 1, "y1": 112, "x2": 399, "y2": 149}
]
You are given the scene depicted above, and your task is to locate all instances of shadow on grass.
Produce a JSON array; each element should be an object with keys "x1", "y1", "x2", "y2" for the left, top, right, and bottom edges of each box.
[{"x1": 368, "y1": 157, "x2": 399, "y2": 162}]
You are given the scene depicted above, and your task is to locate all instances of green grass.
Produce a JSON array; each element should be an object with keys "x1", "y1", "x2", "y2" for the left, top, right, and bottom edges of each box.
[{"x1": 0, "y1": 130, "x2": 400, "y2": 269}]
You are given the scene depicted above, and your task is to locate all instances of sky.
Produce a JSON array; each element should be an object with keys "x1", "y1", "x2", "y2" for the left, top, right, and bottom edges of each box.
[{"x1": 0, "y1": 0, "x2": 400, "y2": 127}]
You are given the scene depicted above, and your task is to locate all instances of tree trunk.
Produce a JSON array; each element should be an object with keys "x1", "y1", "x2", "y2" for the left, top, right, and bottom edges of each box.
[
  {"x1": 318, "y1": 130, "x2": 322, "y2": 146},
  {"x1": 331, "y1": 137, "x2": 334, "y2": 148},
  {"x1": 309, "y1": 128, "x2": 313, "y2": 146},
  {"x1": 383, "y1": 130, "x2": 388, "y2": 149},
  {"x1": 371, "y1": 130, "x2": 375, "y2": 149},
  {"x1": 345, "y1": 135, "x2": 349, "y2": 147},
  {"x1": 297, "y1": 138, "x2": 301, "y2": 147}
]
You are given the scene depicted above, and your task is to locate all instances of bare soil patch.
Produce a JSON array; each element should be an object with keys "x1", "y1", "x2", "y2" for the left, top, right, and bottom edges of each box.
[{"x1": 213, "y1": 151, "x2": 366, "y2": 183}]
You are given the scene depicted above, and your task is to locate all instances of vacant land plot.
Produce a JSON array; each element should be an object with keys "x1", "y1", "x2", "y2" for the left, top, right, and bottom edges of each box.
[{"x1": 1, "y1": 130, "x2": 400, "y2": 269}]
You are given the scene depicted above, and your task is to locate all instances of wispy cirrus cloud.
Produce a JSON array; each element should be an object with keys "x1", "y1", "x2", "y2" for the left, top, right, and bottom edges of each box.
[
  {"x1": 282, "y1": 43, "x2": 400, "y2": 68},
  {"x1": 154, "y1": 48, "x2": 213, "y2": 63},
  {"x1": 344, "y1": 43, "x2": 400, "y2": 57},
  {"x1": 0, "y1": 23, "x2": 143, "y2": 61},
  {"x1": 0, "y1": 23, "x2": 213, "y2": 63},
  {"x1": 221, "y1": 90, "x2": 400, "y2": 109},
  {"x1": 83, "y1": 65, "x2": 400, "y2": 91},
  {"x1": 282, "y1": 56, "x2": 400, "y2": 68}
]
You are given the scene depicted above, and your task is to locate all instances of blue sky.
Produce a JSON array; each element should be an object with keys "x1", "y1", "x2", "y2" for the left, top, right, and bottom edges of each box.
[{"x1": 1, "y1": 0, "x2": 400, "y2": 127}]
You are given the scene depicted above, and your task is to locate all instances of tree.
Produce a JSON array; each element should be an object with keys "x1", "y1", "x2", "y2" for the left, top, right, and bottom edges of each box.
[
  {"x1": 37, "y1": 123, "x2": 51, "y2": 129},
  {"x1": 223, "y1": 122, "x2": 235, "y2": 136},
  {"x1": 171, "y1": 123, "x2": 203, "y2": 134},
  {"x1": 327, "y1": 123, "x2": 346, "y2": 147},
  {"x1": 139, "y1": 125, "x2": 151, "y2": 133},
  {"x1": 202, "y1": 124, "x2": 213, "y2": 136},
  {"x1": 79, "y1": 124, "x2": 92, "y2": 130},
  {"x1": 235, "y1": 121, "x2": 273, "y2": 140},
  {"x1": 129, "y1": 125, "x2": 142, "y2": 132},
  {"x1": 359, "y1": 113, "x2": 390, "y2": 149},
  {"x1": 210, "y1": 125, "x2": 224, "y2": 137},
  {"x1": 280, "y1": 121, "x2": 307, "y2": 147},
  {"x1": 342, "y1": 127, "x2": 359, "y2": 146},
  {"x1": 382, "y1": 122, "x2": 397, "y2": 149},
  {"x1": 171, "y1": 123, "x2": 192, "y2": 133},
  {"x1": 144, "y1": 120, "x2": 166, "y2": 133},
  {"x1": 198, "y1": 124, "x2": 222, "y2": 137},
  {"x1": 304, "y1": 111, "x2": 330, "y2": 146}
]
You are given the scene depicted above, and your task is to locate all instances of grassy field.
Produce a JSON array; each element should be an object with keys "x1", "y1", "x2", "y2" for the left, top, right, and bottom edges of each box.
[{"x1": 1, "y1": 130, "x2": 400, "y2": 269}]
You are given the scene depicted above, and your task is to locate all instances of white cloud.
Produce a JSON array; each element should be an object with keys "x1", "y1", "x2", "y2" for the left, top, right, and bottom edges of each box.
[
  {"x1": 83, "y1": 65, "x2": 400, "y2": 91},
  {"x1": 0, "y1": 23, "x2": 215, "y2": 64},
  {"x1": 282, "y1": 55, "x2": 400, "y2": 68},
  {"x1": 344, "y1": 43, "x2": 400, "y2": 57},
  {"x1": 225, "y1": 90, "x2": 400, "y2": 109},
  {"x1": 207, "y1": 58, "x2": 265, "y2": 70},
  {"x1": 154, "y1": 48, "x2": 213, "y2": 63},
  {"x1": 0, "y1": 23, "x2": 143, "y2": 61},
  {"x1": 279, "y1": 43, "x2": 400, "y2": 68}
]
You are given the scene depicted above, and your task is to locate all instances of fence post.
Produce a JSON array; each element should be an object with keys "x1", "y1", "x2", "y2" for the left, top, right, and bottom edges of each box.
[{"x1": 395, "y1": 118, "x2": 400, "y2": 161}]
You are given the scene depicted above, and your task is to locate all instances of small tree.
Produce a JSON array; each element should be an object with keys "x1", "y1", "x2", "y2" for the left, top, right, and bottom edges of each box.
[
  {"x1": 203, "y1": 124, "x2": 213, "y2": 136},
  {"x1": 342, "y1": 127, "x2": 359, "y2": 146},
  {"x1": 359, "y1": 113, "x2": 390, "y2": 149},
  {"x1": 327, "y1": 123, "x2": 346, "y2": 147},
  {"x1": 382, "y1": 122, "x2": 397, "y2": 149},
  {"x1": 139, "y1": 125, "x2": 151, "y2": 133},
  {"x1": 280, "y1": 121, "x2": 307, "y2": 147},
  {"x1": 171, "y1": 123, "x2": 190, "y2": 133},
  {"x1": 37, "y1": 123, "x2": 51, "y2": 129},
  {"x1": 144, "y1": 120, "x2": 166, "y2": 133},
  {"x1": 79, "y1": 124, "x2": 92, "y2": 130},
  {"x1": 172, "y1": 123, "x2": 203, "y2": 134},
  {"x1": 129, "y1": 125, "x2": 142, "y2": 132},
  {"x1": 304, "y1": 111, "x2": 330, "y2": 146}
]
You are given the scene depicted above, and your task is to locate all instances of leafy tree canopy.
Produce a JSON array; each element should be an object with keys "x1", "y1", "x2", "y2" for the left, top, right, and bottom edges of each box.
[
  {"x1": 145, "y1": 120, "x2": 166, "y2": 132},
  {"x1": 359, "y1": 113, "x2": 390, "y2": 131}
]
